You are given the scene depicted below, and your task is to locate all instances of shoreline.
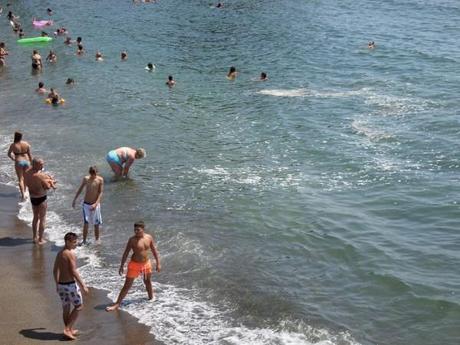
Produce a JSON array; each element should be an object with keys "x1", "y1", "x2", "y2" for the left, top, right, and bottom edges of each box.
[{"x1": 0, "y1": 183, "x2": 161, "y2": 344}]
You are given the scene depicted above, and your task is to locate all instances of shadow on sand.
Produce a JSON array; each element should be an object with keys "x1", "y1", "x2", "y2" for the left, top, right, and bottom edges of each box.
[
  {"x1": 20, "y1": 328, "x2": 66, "y2": 341},
  {"x1": 0, "y1": 237, "x2": 31, "y2": 247}
]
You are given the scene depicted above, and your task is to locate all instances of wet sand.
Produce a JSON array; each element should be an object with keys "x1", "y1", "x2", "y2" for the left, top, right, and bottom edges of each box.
[{"x1": 0, "y1": 184, "x2": 161, "y2": 344}]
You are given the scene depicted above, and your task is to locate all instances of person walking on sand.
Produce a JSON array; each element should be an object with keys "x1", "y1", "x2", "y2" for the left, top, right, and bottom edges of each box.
[
  {"x1": 7, "y1": 131, "x2": 32, "y2": 200},
  {"x1": 53, "y1": 232, "x2": 89, "y2": 340},
  {"x1": 72, "y1": 166, "x2": 104, "y2": 244},
  {"x1": 106, "y1": 221, "x2": 161, "y2": 311},
  {"x1": 24, "y1": 157, "x2": 56, "y2": 244},
  {"x1": 106, "y1": 146, "x2": 146, "y2": 177}
]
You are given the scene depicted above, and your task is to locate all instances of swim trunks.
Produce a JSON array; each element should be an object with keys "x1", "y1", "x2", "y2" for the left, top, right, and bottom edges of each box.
[
  {"x1": 127, "y1": 260, "x2": 152, "y2": 279},
  {"x1": 16, "y1": 160, "x2": 30, "y2": 168},
  {"x1": 57, "y1": 281, "x2": 82, "y2": 307},
  {"x1": 106, "y1": 150, "x2": 122, "y2": 166},
  {"x1": 82, "y1": 202, "x2": 102, "y2": 225},
  {"x1": 30, "y1": 195, "x2": 47, "y2": 206}
]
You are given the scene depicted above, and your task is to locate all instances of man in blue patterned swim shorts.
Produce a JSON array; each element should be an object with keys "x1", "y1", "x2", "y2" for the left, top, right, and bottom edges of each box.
[{"x1": 53, "y1": 232, "x2": 89, "y2": 340}]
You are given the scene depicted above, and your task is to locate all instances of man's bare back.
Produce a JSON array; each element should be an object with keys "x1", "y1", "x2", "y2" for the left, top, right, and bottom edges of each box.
[{"x1": 55, "y1": 249, "x2": 77, "y2": 282}]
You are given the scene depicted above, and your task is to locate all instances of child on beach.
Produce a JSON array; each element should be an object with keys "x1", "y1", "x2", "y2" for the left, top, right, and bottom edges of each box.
[
  {"x1": 53, "y1": 232, "x2": 89, "y2": 340},
  {"x1": 106, "y1": 221, "x2": 161, "y2": 311},
  {"x1": 72, "y1": 166, "x2": 104, "y2": 245}
]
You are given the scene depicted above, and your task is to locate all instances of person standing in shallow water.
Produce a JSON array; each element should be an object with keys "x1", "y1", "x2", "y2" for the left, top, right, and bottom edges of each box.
[
  {"x1": 24, "y1": 157, "x2": 56, "y2": 244},
  {"x1": 7, "y1": 131, "x2": 32, "y2": 200},
  {"x1": 53, "y1": 232, "x2": 89, "y2": 340},
  {"x1": 106, "y1": 147, "x2": 146, "y2": 177},
  {"x1": 227, "y1": 66, "x2": 238, "y2": 80},
  {"x1": 72, "y1": 166, "x2": 104, "y2": 245},
  {"x1": 106, "y1": 221, "x2": 161, "y2": 311}
]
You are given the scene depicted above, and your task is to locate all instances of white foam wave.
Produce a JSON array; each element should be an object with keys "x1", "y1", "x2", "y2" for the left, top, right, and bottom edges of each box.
[
  {"x1": 351, "y1": 120, "x2": 394, "y2": 142},
  {"x1": 194, "y1": 166, "x2": 262, "y2": 186},
  {"x1": 257, "y1": 89, "x2": 309, "y2": 97}
]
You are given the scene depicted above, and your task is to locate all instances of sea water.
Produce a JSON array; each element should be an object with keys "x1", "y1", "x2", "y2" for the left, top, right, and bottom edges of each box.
[{"x1": 1, "y1": 1, "x2": 459, "y2": 344}]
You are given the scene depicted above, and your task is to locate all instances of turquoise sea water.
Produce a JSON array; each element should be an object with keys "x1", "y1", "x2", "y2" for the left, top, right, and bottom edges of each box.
[{"x1": 1, "y1": 1, "x2": 460, "y2": 344}]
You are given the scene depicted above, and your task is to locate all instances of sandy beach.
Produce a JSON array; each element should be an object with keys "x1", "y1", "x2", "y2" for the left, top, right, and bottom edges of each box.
[{"x1": 0, "y1": 184, "x2": 161, "y2": 345}]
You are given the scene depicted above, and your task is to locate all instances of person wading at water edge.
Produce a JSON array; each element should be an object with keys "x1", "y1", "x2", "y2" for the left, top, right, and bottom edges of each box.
[
  {"x1": 72, "y1": 166, "x2": 104, "y2": 245},
  {"x1": 106, "y1": 221, "x2": 161, "y2": 311},
  {"x1": 24, "y1": 157, "x2": 56, "y2": 244}
]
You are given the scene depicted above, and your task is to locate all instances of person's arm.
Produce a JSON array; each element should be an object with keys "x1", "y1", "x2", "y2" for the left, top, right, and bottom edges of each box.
[
  {"x1": 72, "y1": 178, "x2": 86, "y2": 208},
  {"x1": 69, "y1": 252, "x2": 89, "y2": 293},
  {"x1": 119, "y1": 240, "x2": 132, "y2": 275},
  {"x1": 149, "y1": 236, "x2": 161, "y2": 272},
  {"x1": 7, "y1": 144, "x2": 14, "y2": 161},
  {"x1": 53, "y1": 254, "x2": 60, "y2": 291},
  {"x1": 26, "y1": 143, "x2": 32, "y2": 162},
  {"x1": 122, "y1": 158, "x2": 134, "y2": 177}
]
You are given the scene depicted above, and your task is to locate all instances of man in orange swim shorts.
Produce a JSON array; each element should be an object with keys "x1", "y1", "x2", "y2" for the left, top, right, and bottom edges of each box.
[{"x1": 106, "y1": 221, "x2": 161, "y2": 311}]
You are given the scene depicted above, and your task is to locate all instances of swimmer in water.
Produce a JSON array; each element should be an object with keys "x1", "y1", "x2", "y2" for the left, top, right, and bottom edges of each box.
[
  {"x1": 76, "y1": 44, "x2": 84, "y2": 55},
  {"x1": 41, "y1": 31, "x2": 48, "y2": 37},
  {"x1": 95, "y1": 51, "x2": 103, "y2": 61},
  {"x1": 216, "y1": 2, "x2": 223, "y2": 8},
  {"x1": 227, "y1": 66, "x2": 238, "y2": 80},
  {"x1": 368, "y1": 41, "x2": 375, "y2": 49},
  {"x1": 166, "y1": 75, "x2": 176, "y2": 88},
  {"x1": 64, "y1": 36, "x2": 72, "y2": 45},
  {"x1": 66, "y1": 78, "x2": 75, "y2": 85},
  {"x1": 46, "y1": 50, "x2": 57, "y2": 63},
  {"x1": 47, "y1": 8, "x2": 53, "y2": 16},
  {"x1": 36, "y1": 81, "x2": 47, "y2": 94},
  {"x1": 259, "y1": 72, "x2": 268, "y2": 81},
  {"x1": 146, "y1": 63, "x2": 155, "y2": 71},
  {"x1": 121, "y1": 50, "x2": 128, "y2": 61},
  {"x1": 31, "y1": 50, "x2": 43, "y2": 71},
  {"x1": 18, "y1": 28, "x2": 24, "y2": 38}
]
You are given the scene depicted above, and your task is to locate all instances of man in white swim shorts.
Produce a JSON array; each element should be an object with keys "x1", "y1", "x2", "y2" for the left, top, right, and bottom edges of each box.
[{"x1": 72, "y1": 166, "x2": 104, "y2": 244}]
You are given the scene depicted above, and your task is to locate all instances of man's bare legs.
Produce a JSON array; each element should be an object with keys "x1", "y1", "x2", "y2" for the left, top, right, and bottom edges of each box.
[
  {"x1": 82, "y1": 223, "x2": 88, "y2": 244},
  {"x1": 62, "y1": 304, "x2": 82, "y2": 340},
  {"x1": 143, "y1": 273, "x2": 154, "y2": 300},
  {"x1": 82, "y1": 224, "x2": 100, "y2": 244},
  {"x1": 105, "y1": 277, "x2": 134, "y2": 311},
  {"x1": 94, "y1": 224, "x2": 100, "y2": 241},
  {"x1": 32, "y1": 203, "x2": 47, "y2": 244},
  {"x1": 37, "y1": 203, "x2": 47, "y2": 244}
]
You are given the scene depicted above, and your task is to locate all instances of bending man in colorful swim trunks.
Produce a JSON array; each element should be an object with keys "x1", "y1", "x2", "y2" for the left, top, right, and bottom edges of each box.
[
  {"x1": 53, "y1": 232, "x2": 89, "y2": 340},
  {"x1": 24, "y1": 157, "x2": 57, "y2": 244},
  {"x1": 106, "y1": 147, "x2": 146, "y2": 177},
  {"x1": 72, "y1": 166, "x2": 104, "y2": 244},
  {"x1": 106, "y1": 221, "x2": 161, "y2": 311}
]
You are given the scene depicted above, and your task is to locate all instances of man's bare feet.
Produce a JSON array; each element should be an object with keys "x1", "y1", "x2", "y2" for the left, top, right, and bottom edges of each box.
[
  {"x1": 71, "y1": 329, "x2": 79, "y2": 336},
  {"x1": 63, "y1": 329, "x2": 76, "y2": 340},
  {"x1": 105, "y1": 303, "x2": 120, "y2": 312},
  {"x1": 38, "y1": 239, "x2": 47, "y2": 245}
]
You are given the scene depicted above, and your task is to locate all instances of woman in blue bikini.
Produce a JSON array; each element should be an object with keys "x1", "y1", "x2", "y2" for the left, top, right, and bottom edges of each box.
[
  {"x1": 106, "y1": 147, "x2": 146, "y2": 177},
  {"x1": 7, "y1": 131, "x2": 33, "y2": 200}
]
